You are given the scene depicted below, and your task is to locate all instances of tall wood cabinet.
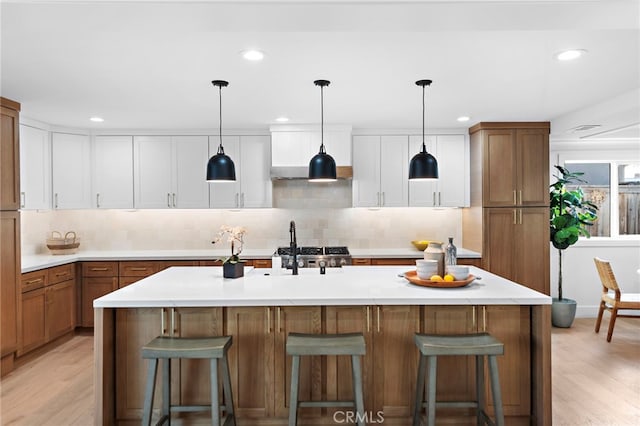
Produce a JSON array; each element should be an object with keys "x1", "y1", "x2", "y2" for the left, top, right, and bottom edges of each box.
[
  {"x1": 463, "y1": 122, "x2": 550, "y2": 295},
  {"x1": 1, "y1": 97, "x2": 21, "y2": 377}
]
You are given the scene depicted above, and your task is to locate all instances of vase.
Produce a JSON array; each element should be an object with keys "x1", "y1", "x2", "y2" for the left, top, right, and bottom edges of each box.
[
  {"x1": 424, "y1": 242, "x2": 444, "y2": 277},
  {"x1": 223, "y1": 261, "x2": 244, "y2": 279}
]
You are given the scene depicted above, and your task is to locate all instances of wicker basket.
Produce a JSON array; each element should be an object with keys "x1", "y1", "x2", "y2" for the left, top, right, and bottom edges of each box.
[{"x1": 46, "y1": 231, "x2": 80, "y2": 255}]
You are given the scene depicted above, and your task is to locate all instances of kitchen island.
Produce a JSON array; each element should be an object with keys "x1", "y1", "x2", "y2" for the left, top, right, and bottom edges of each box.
[{"x1": 94, "y1": 266, "x2": 551, "y2": 425}]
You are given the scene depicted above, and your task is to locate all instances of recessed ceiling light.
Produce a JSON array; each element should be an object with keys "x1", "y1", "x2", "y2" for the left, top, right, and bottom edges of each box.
[
  {"x1": 275, "y1": 116, "x2": 289, "y2": 122},
  {"x1": 555, "y1": 49, "x2": 587, "y2": 61},
  {"x1": 241, "y1": 49, "x2": 264, "y2": 61},
  {"x1": 90, "y1": 116, "x2": 104, "y2": 122},
  {"x1": 457, "y1": 116, "x2": 470, "y2": 122}
]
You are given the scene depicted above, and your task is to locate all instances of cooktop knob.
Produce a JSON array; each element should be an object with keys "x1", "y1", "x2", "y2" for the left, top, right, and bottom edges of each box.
[
  {"x1": 298, "y1": 259, "x2": 305, "y2": 268},
  {"x1": 330, "y1": 258, "x2": 337, "y2": 267},
  {"x1": 340, "y1": 258, "x2": 347, "y2": 266}
]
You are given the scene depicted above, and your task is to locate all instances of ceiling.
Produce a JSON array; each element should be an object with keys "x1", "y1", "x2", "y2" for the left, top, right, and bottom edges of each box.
[{"x1": 1, "y1": 0, "x2": 639, "y2": 134}]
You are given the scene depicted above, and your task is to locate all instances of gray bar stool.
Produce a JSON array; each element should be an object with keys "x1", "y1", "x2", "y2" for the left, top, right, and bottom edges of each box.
[
  {"x1": 141, "y1": 336, "x2": 235, "y2": 426},
  {"x1": 286, "y1": 332, "x2": 366, "y2": 426},
  {"x1": 412, "y1": 333, "x2": 504, "y2": 426}
]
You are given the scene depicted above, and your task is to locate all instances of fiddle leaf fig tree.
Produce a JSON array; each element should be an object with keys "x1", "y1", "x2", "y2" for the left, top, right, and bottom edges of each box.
[{"x1": 550, "y1": 165, "x2": 598, "y2": 300}]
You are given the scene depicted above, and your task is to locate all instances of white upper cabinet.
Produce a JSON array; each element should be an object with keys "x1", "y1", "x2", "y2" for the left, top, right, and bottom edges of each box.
[
  {"x1": 173, "y1": 136, "x2": 210, "y2": 209},
  {"x1": 134, "y1": 136, "x2": 173, "y2": 209},
  {"x1": 19, "y1": 124, "x2": 51, "y2": 210},
  {"x1": 352, "y1": 135, "x2": 408, "y2": 207},
  {"x1": 209, "y1": 135, "x2": 272, "y2": 209},
  {"x1": 408, "y1": 134, "x2": 469, "y2": 207},
  {"x1": 134, "y1": 135, "x2": 209, "y2": 209},
  {"x1": 51, "y1": 132, "x2": 91, "y2": 209},
  {"x1": 92, "y1": 136, "x2": 133, "y2": 209}
]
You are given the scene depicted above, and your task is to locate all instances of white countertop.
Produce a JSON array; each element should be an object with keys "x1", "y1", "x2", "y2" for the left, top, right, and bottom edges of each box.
[
  {"x1": 93, "y1": 265, "x2": 550, "y2": 308},
  {"x1": 21, "y1": 248, "x2": 481, "y2": 273}
]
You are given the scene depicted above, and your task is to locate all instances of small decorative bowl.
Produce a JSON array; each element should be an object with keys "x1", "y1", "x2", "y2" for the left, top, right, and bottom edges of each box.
[
  {"x1": 446, "y1": 265, "x2": 469, "y2": 280},
  {"x1": 411, "y1": 240, "x2": 431, "y2": 251}
]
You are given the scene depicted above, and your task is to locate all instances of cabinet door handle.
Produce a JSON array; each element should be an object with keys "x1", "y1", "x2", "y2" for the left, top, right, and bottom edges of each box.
[
  {"x1": 266, "y1": 307, "x2": 271, "y2": 333},
  {"x1": 381, "y1": 192, "x2": 385, "y2": 206},
  {"x1": 172, "y1": 193, "x2": 177, "y2": 208},
  {"x1": 96, "y1": 193, "x2": 101, "y2": 208},
  {"x1": 513, "y1": 190, "x2": 517, "y2": 205},
  {"x1": 277, "y1": 306, "x2": 281, "y2": 333},
  {"x1": 167, "y1": 193, "x2": 171, "y2": 207},
  {"x1": 376, "y1": 192, "x2": 380, "y2": 207},
  {"x1": 55, "y1": 272, "x2": 69, "y2": 277},
  {"x1": 433, "y1": 192, "x2": 436, "y2": 206},
  {"x1": 161, "y1": 308, "x2": 167, "y2": 335},
  {"x1": 519, "y1": 209, "x2": 523, "y2": 225},
  {"x1": 482, "y1": 306, "x2": 487, "y2": 332},
  {"x1": 235, "y1": 193, "x2": 239, "y2": 208},
  {"x1": 472, "y1": 306, "x2": 476, "y2": 330},
  {"x1": 90, "y1": 267, "x2": 109, "y2": 272},
  {"x1": 513, "y1": 209, "x2": 517, "y2": 225},
  {"x1": 25, "y1": 278, "x2": 43, "y2": 285},
  {"x1": 171, "y1": 308, "x2": 178, "y2": 335},
  {"x1": 129, "y1": 267, "x2": 149, "y2": 272},
  {"x1": 240, "y1": 193, "x2": 245, "y2": 208},
  {"x1": 438, "y1": 192, "x2": 441, "y2": 206},
  {"x1": 55, "y1": 193, "x2": 59, "y2": 209},
  {"x1": 366, "y1": 306, "x2": 370, "y2": 333},
  {"x1": 376, "y1": 306, "x2": 381, "y2": 333},
  {"x1": 519, "y1": 190, "x2": 523, "y2": 205},
  {"x1": 20, "y1": 192, "x2": 25, "y2": 208}
]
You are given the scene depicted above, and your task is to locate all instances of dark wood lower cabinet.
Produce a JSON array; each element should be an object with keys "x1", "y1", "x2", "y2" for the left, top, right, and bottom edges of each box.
[{"x1": 110, "y1": 305, "x2": 531, "y2": 425}]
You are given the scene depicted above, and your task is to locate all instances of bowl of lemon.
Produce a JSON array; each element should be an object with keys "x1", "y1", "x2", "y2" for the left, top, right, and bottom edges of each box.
[{"x1": 411, "y1": 240, "x2": 440, "y2": 251}]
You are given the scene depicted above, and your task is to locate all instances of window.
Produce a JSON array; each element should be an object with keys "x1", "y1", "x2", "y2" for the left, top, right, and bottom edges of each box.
[{"x1": 564, "y1": 161, "x2": 640, "y2": 237}]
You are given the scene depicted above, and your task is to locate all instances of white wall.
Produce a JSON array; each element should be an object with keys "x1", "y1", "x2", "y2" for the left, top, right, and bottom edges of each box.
[{"x1": 551, "y1": 90, "x2": 640, "y2": 317}]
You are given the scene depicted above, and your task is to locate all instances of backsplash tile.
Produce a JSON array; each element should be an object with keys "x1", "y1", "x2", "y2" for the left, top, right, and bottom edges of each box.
[{"x1": 21, "y1": 206, "x2": 462, "y2": 255}]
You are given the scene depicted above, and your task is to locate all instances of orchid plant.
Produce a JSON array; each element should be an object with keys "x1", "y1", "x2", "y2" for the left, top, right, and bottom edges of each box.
[{"x1": 212, "y1": 225, "x2": 247, "y2": 264}]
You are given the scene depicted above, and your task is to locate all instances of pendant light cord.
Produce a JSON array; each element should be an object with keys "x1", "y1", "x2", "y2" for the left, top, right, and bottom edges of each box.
[
  {"x1": 320, "y1": 84, "x2": 325, "y2": 154},
  {"x1": 421, "y1": 83, "x2": 427, "y2": 154},
  {"x1": 218, "y1": 84, "x2": 224, "y2": 155}
]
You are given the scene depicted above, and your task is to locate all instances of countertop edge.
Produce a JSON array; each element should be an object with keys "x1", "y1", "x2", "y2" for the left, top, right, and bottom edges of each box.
[{"x1": 22, "y1": 248, "x2": 482, "y2": 273}]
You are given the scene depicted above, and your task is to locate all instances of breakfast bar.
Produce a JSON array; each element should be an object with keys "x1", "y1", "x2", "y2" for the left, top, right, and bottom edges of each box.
[{"x1": 93, "y1": 265, "x2": 551, "y2": 425}]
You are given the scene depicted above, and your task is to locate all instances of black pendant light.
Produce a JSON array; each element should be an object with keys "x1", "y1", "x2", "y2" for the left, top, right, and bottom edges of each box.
[
  {"x1": 409, "y1": 79, "x2": 439, "y2": 180},
  {"x1": 206, "y1": 80, "x2": 236, "y2": 182},
  {"x1": 308, "y1": 79, "x2": 337, "y2": 182}
]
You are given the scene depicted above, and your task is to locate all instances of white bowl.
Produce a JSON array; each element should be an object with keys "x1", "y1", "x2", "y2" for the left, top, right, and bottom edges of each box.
[
  {"x1": 446, "y1": 265, "x2": 469, "y2": 280},
  {"x1": 417, "y1": 267, "x2": 438, "y2": 280},
  {"x1": 416, "y1": 259, "x2": 438, "y2": 267}
]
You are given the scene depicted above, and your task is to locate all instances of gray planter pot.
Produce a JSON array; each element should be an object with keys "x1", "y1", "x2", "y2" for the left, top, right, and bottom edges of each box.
[{"x1": 551, "y1": 298, "x2": 577, "y2": 328}]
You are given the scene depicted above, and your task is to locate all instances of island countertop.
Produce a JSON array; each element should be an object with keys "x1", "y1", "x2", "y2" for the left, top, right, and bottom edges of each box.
[{"x1": 93, "y1": 265, "x2": 550, "y2": 308}]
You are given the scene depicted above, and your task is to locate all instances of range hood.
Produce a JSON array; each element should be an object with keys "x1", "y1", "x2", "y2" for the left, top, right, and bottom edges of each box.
[
  {"x1": 270, "y1": 165, "x2": 353, "y2": 180},
  {"x1": 270, "y1": 124, "x2": 353, "y2": 180}
]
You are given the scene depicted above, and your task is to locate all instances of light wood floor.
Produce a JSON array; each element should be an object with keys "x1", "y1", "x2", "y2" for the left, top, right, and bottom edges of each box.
[{"x1": 0, "y1": 318, "x2": 638, "y2": 425}]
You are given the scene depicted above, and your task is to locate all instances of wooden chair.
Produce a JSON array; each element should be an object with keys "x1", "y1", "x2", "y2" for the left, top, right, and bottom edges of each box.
[{"x1": 593, "y1": 257, "x2": 640, "y2": 342}]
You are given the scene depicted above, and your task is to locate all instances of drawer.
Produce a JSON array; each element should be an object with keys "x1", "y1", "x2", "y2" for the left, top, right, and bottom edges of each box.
[
  {"x1": 351, "y1": 258, "x2": 372, "y2": 266},
  {"x1": 82, "y1": 261, "x2": 118, "y2": 277},
  {"x1": 252, "y1": 259, "x2": 272, "y2": 268},
  {"x1": 48, "y1": 263, "x2": 75, "y2": 285},
  {"x1": 21, "y1": 270, "x2": 47, "y2": 293},
  {"x1": 119, "y1": 261, "x2": 159, "y2": 277}
]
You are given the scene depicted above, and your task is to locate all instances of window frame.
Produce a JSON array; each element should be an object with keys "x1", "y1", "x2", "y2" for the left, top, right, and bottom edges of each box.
[{"x1": 556, "y1": 148, "x2": 640, "y2": 241}]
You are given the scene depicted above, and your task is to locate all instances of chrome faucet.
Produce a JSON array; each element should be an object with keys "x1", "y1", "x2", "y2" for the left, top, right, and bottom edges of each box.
[{"x1": 289, "y1": 220, "x2": 298, "y2": 275}]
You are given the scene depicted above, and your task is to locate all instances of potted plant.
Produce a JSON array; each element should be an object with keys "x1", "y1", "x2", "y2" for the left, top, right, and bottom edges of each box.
[
  {"x1": 212, "y1": 225, "x2": 247, "y2": 278},
  {"x1": 549, "y1": 165, "x2": 598, "y2": 327}
]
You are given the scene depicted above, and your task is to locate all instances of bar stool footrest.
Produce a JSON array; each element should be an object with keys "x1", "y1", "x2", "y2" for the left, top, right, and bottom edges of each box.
[
  {"x1": 299, "y1": 400, "x2": 355, "y2": 408},
  {"x1": 431, "y1": 401, "x2": 479, "y2": 409}
]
